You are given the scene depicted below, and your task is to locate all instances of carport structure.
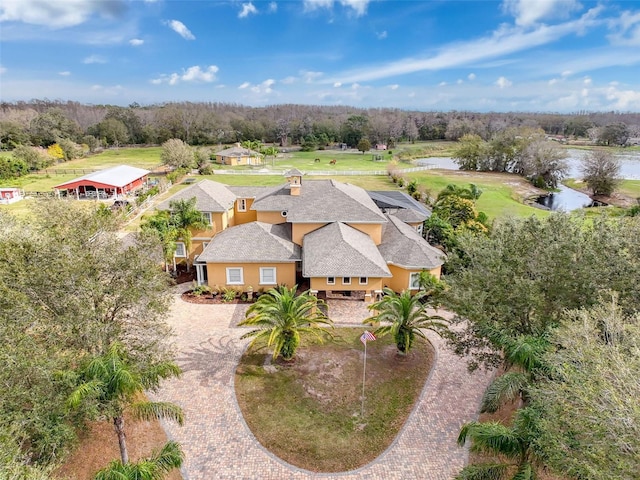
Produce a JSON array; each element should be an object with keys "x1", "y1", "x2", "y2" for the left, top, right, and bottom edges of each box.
[{"x1": 53, "y1": 165, "x2": 150, "y2": 200}]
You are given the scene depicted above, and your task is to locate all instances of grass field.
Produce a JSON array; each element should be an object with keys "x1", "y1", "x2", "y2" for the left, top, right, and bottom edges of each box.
[{"x1": 48, "y1": 147, "x2": 163, "y2": 170}]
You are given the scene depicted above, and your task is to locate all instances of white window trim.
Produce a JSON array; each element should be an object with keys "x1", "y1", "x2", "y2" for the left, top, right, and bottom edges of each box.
[
  {"x1": 174, "y1": 242, "x2": 186, "y2": 258},
  {"x1": 327, "y1": 276, "x2": 335, "y2": 285},
  {"x1": 416, "y1": 223, "x2": 424, "y2": 235},
  {"x1": 342, "y1": 277, "x2": 351, "y2": 285},
  {"x1": 226, "y1": 267, "x2": 244, "y2": 285},
  {"x1": 359, "y1": 277, "x2": 368, "y2": 285},
  {"x1": 238, "y1": 198, "x2": 247, "y2": 212},
  {"x1": 202, "y1": 212, "x2": 213, "y2": 226},
  {"x1": 259, "y1": 267, "x2": 277, "y2": 285},
  {"x1": 409, "y1": 272, "x2": 421, "y2": 289}
]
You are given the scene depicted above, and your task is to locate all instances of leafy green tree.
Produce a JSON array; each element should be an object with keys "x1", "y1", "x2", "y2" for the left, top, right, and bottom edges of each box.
[
  {"x1": 141, "y1": 210, "x2": 179, "y2": 272},
  {"x1": 453, "y1": 134, "x2": 487, "y2": 170},
  {"x1": 239, "y1": 286, "x2": 333, "y2": 360},
  {"x1": 457, "y1": 407, "x2": 541, "y2": 480},
  {"x1": 433, "y1": 195, "x2": 478, "y2": 229},
  {"x1": 0, "y1": 120, "x2": 29, "y2": 149},
  {"x1": 437, "y1": 183, "x2": 483, "y2": 202},
  {"x1": 519, "y1": 139, "x2": 569, "y2": 188},
  {"x1": 29, "y1": 108, "x2": 81, "y2": 146},
  {"x1": 423, "y1": 213, "x2": 457, "y2": 251},
  {"x1": 12, "y1": 145, "x2": 54, "y2": 170},
  {"x1": 261, "y1": 145, "x2": 279, "y2": 166},
  {"x1": 0, "y1": 155, "x2": 28, "y2": 180},
  {"x1": 581, "y1": 148, "x2": 621, "y2": 196},
  {"x1": 93, "y1": 441, "x2": 184, "y2": 480},
  {"x1": 88, "y1": 118, "x2": 130, "y2": 147},
  {"x1": 161, "y1": 138, "x2": 194, "y2": 169},
  {"x1": 168, "y1": 197, "x2": 207, "y2": 270},
  {"x1": 531, "y1": 296, "x2": 640, "y2": 479},
  {"x1": 357, "y1": 137, "x2": 371, "y2": 154},
  {"x1": 68, "y1": 342, "x2": 184, "y2": 465},
  {"x1": 598, "y1": 122, "x2": 629, "y2": 146},
  {"x1": 365, "y1": 288, "x2": 447, "y2": 354}
]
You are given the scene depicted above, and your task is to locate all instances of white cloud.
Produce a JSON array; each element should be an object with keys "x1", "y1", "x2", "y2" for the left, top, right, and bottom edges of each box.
[
  {"x1": 250, "y1": 79, "x2": 275, "y2": 94},
  {"x1": 583, "y1": 76, "x2": 592, "y2": 85},
  {"x1": 303, "y1": 0, "x2": 370, "y2": 17},
  {"x1": 496, "y1": 76, "x2": 513, "y2": 88},
  {"x1": 83, "y1": 54, "x2": 107, "y2": 64},
  {"x1": 438, "y1": 81, "x2": 447, "y2": 87},
  {"x1": 333, "y1": 82, "x2": 342, "y2": 87},
  {"x1": 166, "y1": 20, "x2": 195, "y2": 40},
  {"x1": 302, "y1": 70, "x2": 323, "y2": 83},
  {"x1": 502, "y1": 0, "x2": 582, "y2": 27},
  {"x1": 281, "y1": 76, "x2": 296, "y2": 84},
  {"x1": 457, "y1": 79, "x2": 463, "y2": 84},
  {"x1": 239, "y1": 3, "x2": 258, "y2": 18},
  {"x1": 581, "y1": 88, "x2": 589, "y2": 97},
  {"x1": 351, "y1": 83, "x2": 361, "y2": 89},
  {"x1": 377, "y1": 30, "x2": 387, "y2": 39},
  {"x1": 152, "y1": 65, "x2": 219, "y2": 85},
  {"x1": 561, "y1": 70, "x2": 572, "y2": 77},
  {"x1": 58, "y1": 71, "x2": 71, "y2": 76},
  {"x1": 0, "y1": 0, "x2": 126, "y2": 29},
  {"x1": 239, "y1": 82, "x2": 250, "y2": 89},
  {"x1": 0, "y1": 65, "x2": 6, "y2": 75},
  {"x1": 605, "y1": 85, "x2": 640, "y2": 109},
  {"x1": 468, "y1": 73, "x2": 476, "y2": 80},
  {"x1": 607, "y1": 10, "x2": 640, "y2": 46},
  {"x1": 89, "y1": 84, "x2": 123, "y2": 95},
  {"x1": 325, "y1": 7, "x2": 603, "y2": 84},
  {"x1": 129, "y1": 38, "x2": 144, "y2": 46},
  {"x1": 548, "y1": 78, "x2": 558, "y2": 85},
  {"x1": 389, "y1": 84, "x2": 399, "y2": 90},
  {"x1": 268, "y1": 2, "x2": 278, "y2": 13}
]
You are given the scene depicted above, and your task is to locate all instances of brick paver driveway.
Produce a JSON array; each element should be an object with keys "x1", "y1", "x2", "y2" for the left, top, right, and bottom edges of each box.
[{"x1": 151, "y1": 292, "x2": 494, "y2": 479}]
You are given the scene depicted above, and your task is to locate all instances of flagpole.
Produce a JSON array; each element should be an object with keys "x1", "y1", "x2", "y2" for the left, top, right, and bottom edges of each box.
[{"x1": 361, "y1": 339, "x2": 367, "y2": 418}]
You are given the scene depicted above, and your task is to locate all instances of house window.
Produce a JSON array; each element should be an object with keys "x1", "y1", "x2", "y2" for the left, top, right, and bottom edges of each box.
[
  {"x1": 342, "y1": 277, "x2": 352, "y2": 285},
  {"x1": 174, "y1": 242, "x2": 186, "y2": 258},
  {"x1": 327, "y1": 277, "x2": 335, "y2": 285},
  {"x1": 409, "y1": 272, "x2": 421, "y2": 289},
  {"x1": 238, "y1": 198, "x2": 247, "y2": 212},
  {"x1": 260, "y1": 267, "x2": 277, "y2": 285},
  {"x1": 359, "y1": 277, "x2": 368, "y2": 285},
  {"x1": 415, "y1": 223, "x2": 424, "y2": 235},
  {"x1": 226, "y1": 267, "x2": 244, "y2": 285},
  {"x1": 202, "y1": 212, "x2": 213, "y2": 226}
]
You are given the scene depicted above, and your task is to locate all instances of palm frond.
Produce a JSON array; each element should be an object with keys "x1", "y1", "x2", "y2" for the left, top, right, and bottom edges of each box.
[
  {"x1": 512, "y1": 462, "x2": 535, "y2": 480},
  {"x1": 131, "y1": 401, "x2": 185, "y2": 426},
  {"x1": 93, "y1": 461, "x2": 131, "y2": 480},
  {"x1": 67, "y1": 379, "x2": 103, "y2": 409},
  {"x1": 457, "y1": 421, "x2": 523, "y2": 458},
  {"x1": 149, "y1": 441, "x2": 184, "y2": 473},
  {"x1": 480, "y1": 372, "x2": 529, "y2": 413},
  {"x1": 455, "y1": 463, "x2": 511, "y2": 480}
]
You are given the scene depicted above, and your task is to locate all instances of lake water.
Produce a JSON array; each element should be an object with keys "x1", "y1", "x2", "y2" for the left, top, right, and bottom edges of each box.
[{"x1": 416, "y1": 149, "x2": 640, "y2": 211}]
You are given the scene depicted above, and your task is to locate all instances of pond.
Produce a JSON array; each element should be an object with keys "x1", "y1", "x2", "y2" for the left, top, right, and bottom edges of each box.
[{"x1": 416, "y1": 149, "x2": 640, "y2": 211}]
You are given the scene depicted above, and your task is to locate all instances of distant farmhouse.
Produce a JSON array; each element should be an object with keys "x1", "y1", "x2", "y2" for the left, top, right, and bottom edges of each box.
[
  {"x1": 156, "y1": 170, "x2": 443, "y2": 301},
  {"x1": 214, "y1": 144, "x2": 262, "y2": 166}
]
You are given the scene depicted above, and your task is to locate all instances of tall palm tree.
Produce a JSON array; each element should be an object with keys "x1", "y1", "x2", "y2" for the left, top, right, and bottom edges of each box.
[
  {"x1": 261, "y1": 145, "x2": 279, "y2": 167},
  {"x1": 437, "y1": 183, "x2": 483, "y2": 202},
  {"x1": 239, "y1": 285, "x2": 333, "y2": 361},
  {"x1": 141, "y1": 210, "x2": 178, "y2": 272},
  {"x1": 456, "y1": 407, "x2": 540, "y2": 480},
  {"x1": 169, "y1": 197, "x2": 207, "y2": 271},
  {"x1": 365, "y1": 288, "x2": 448, "y2": 354},
  {"x1": 94, "y1": 441, "x2": 184, "y2": 480},
  {"x1": 68, "y1": 343, "x2": 184, "y2": 465}
]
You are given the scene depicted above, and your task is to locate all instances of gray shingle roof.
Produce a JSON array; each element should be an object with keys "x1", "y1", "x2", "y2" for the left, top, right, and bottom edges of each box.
[
  {"x1": 228, "y1": 185, "x2": 273, "y2": 198},
  {"x1": 368, "y1": 190, "x2": 432, "y2": 223},
  {"x1": 285, "y1": 168, "x2": 303, "y2": 177},
  {"x1": 216, "y1": 146, "x2": 260, "y2": 157},
  {"x1": 251, "y1": 179, "x2": 387, "y2": 224},
  {"x1": 198, "y1": 222, "x2": 300, "y2": 263},
  {"x1": 156, "y1": 180, "x2": 236, "y2": 212},
  {"x1": 302, "y1": 222, "x2": 391, "y2": 278},
  {"x1": 378, "y1": 215, "x2": 445, "y2": 269}
]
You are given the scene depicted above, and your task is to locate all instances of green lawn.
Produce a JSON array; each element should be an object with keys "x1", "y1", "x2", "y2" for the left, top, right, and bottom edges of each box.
[
  {"x1": 618, "y1": 180, "x2": 640, "y2": 199},
  {"x1": 235, "y1": 328, "x2": 434, "y2": 472},
  {"x1": 45, "y1": 147, "x2": 163, "y2": 171}
]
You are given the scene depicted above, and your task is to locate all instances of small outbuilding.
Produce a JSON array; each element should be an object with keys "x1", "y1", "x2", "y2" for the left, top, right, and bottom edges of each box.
[
  {"x1": 214, "y1": 144, "x2": 262, "y2": 166},
  {"x1": 0, "y1": 187, "x2": 24, "y2": 204},
  {"x1": 53, "y1": 165, "x2": 150, "y2": 200}
]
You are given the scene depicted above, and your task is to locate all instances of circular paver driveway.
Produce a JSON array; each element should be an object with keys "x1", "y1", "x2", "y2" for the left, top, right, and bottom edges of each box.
[{"x1": 151, "y1": 293, "x2": 494, "y2": 480}]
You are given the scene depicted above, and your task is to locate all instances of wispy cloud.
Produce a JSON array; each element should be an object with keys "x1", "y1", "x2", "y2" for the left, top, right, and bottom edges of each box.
[
  {"x1": 58, "y1": 71, "x2": 71, "y2": 76},
  {"x1": 239, "y1": 2, "x2": 258, "y2": 18},
  {"x1": 129, "y1": 38, "x2": 144, "y2": 46},
  {"x1": 0, "y1": 65, "x2": 6, "y2": 75},
  {"x1": 152, "y1": 65, "x2": 218, "y2": 85},
  {"x1": 502, "y1": 0, "x2": 582, "y2": 26},
  {"x1": 303, "y1": 0, "x2": 370, "y2": 17},
  {"x1": 607, "y1": 9, "x2": 640, "y2": 46},
  {"x1": 238, "y1": 82, "x2": 251, "y2": 89},
  {"x1": 165, "y1": 20, "x2": 195, "y2": 40},
  {"x1": 377, "y1": 30, "x2": 387, "y2": 39},
  {"x1": 83, "y1": 54, "x2": 107, "y2": 64},
  {"x1": 268, "y1": 2, "x2": 278, "y2": 13},
  {"x1": 325, "y1": 7, "x2": 603, "y2": 84},
  {"x1": 0, "y1": 0, "x2": 127, "y2": 29},
  {"x1": 468, "y1": 73, "x2": 476, "y2": 80}
]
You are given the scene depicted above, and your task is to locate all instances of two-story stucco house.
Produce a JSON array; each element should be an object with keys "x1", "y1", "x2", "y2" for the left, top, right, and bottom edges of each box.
[{"x1": 156, "y1": 170, "x2": 444, "y2": 301}]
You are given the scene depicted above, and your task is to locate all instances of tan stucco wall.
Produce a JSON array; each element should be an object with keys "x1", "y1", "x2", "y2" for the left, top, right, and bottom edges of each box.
[
  {"x1": 384, "y1": 264, "x2": 442, "y2": 292},
  {"x1": 234, "y1": 198, "x2": 257, "y2": 224},
  {"x1": 345, "y1": 223, "x2": 383, "y2": 245},
  {"x1": 309, "y1": 277, "x2": 383, "y2": 292},
  {"x1": 256, "y1": 211, "x2": 287, "y2": 224},
  {"x1": 293, "y1": 223, "x2": 327, "y2": 246},
  {"x1": 214, "y1": 155, "x2": 260, "y2": 166},
  {"x1": 205, "y1": 262, "x2": 296, "y2": 291}
]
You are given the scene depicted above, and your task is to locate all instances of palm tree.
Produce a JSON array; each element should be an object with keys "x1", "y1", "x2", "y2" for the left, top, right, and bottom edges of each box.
[
  {"x1": 437, "y1": 183, "x2": 483, "y2": 202},
  {"x1": 456, "y1": 407, "x2": 540, "y2": 480},
  {"x1": 169, "y1": 197, "x2": 207, "y2": 271},
  {"x1": 94, "y1": 441, "x2": 184, "y2": 480},
  {"x1": 239, "y1": 285, "x2": 333, "y2": 361},
  {"x1": 261, "y1": 145, "x2": 279, "y2": 167},
  {"x1": 141, "y1": 210, "x2": 178, "y2": 272},
  {"x1": 365, "y1": 288, "x2": 448, "y2": 354},
  {"x1": 68, "y1": 343, "x2": 184, "y2": 465}
]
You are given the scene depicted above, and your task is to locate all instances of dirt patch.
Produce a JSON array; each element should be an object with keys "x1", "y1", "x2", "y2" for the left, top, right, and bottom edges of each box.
[
  {"x1": 235, "y1": 329, "x2": 435, "y2": 472},
  {"x1": 53, "y1": 413, "x2": 182, "y2": 480}
]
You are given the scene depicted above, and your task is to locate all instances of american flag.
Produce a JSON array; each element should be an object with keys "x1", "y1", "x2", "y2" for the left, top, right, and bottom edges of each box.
[{"x1": 360, "y1": 330, "x2": 376, "y2": 345}]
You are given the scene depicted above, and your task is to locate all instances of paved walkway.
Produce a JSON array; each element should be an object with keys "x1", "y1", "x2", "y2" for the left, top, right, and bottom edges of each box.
[{"x1": 151, "y1": 292, "x2": 494, "y2": 480}]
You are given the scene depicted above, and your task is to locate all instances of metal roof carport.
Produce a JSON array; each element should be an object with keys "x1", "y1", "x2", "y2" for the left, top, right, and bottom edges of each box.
[{"x1": 53, "y1": 165, "x2": 150, "y2": 200}]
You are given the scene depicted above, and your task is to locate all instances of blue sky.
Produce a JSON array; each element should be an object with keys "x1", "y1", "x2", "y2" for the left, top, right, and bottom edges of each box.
[{"x1": 1, "y1": 0, "x2": 639, "y2": 112}]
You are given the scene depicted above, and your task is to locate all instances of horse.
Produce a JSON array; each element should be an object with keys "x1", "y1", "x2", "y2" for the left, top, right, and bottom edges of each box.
[{"x1": 329, "y1": 159, "x2": 337, "y2": 165}]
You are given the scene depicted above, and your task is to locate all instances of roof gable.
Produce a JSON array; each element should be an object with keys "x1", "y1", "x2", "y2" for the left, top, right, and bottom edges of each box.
[
  {"x1": 156, "y1": 180, "x2": 236, "y2": 212},
  {"x1": 378, "y1": 215, "x2": 445, "y2": 269}
]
